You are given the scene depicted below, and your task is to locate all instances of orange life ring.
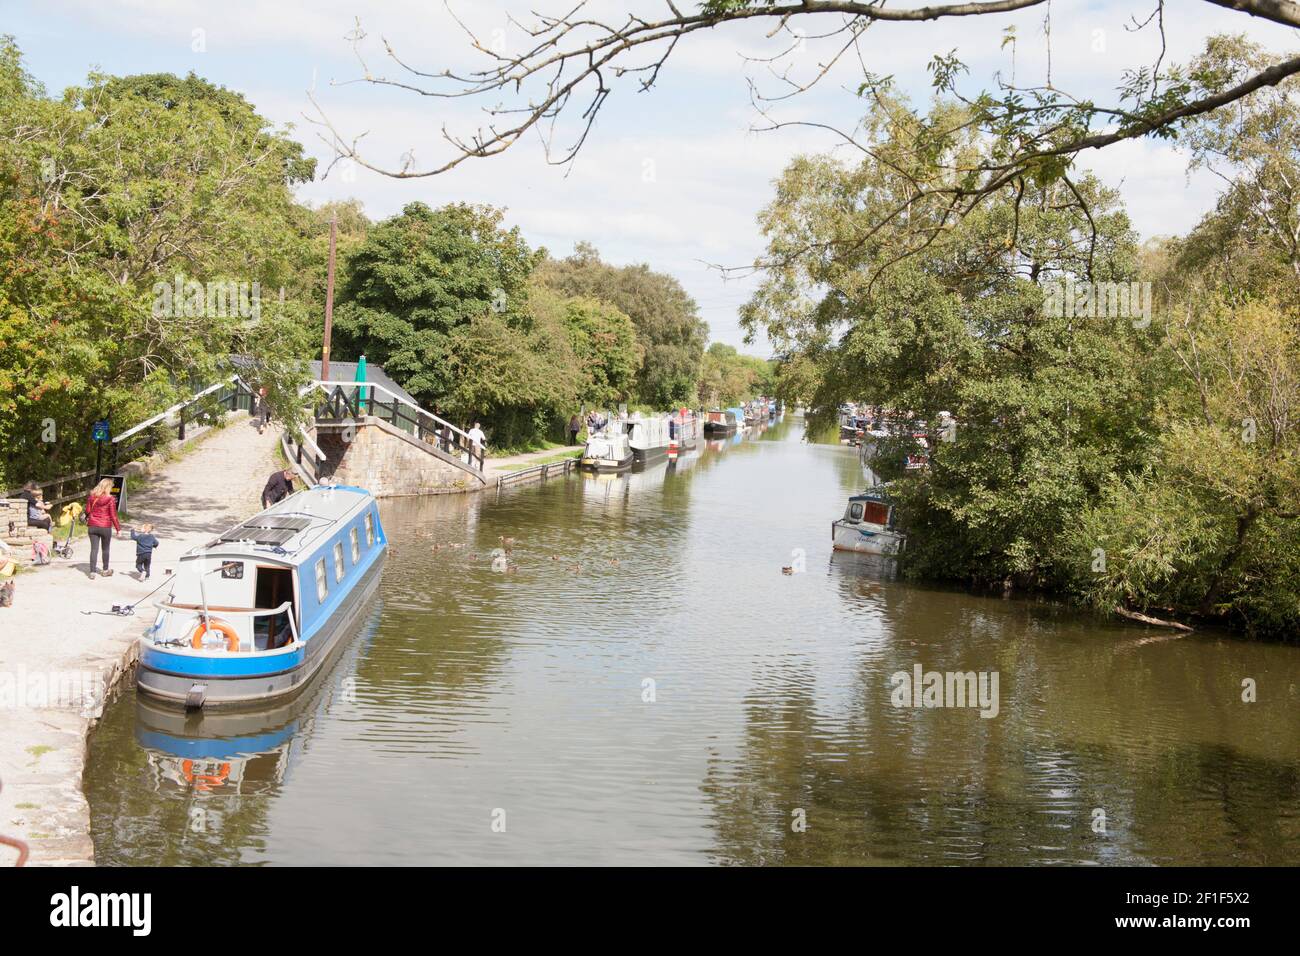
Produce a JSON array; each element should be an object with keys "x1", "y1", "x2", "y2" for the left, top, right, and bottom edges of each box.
[
  {"x1": 181, "y1": 759, "x2": 232, "y2": 792},
  {"x1": 189, "y1": 618, "x2": 240, "y2": 652}
]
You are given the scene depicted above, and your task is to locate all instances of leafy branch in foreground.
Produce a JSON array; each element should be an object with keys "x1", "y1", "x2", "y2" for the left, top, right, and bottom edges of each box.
[{"x1": 309, "y1": 1, "x2": 1299, "y2": 278}]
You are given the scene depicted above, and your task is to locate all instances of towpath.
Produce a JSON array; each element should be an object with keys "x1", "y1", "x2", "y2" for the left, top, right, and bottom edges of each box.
[{"x1": 483, "y1": 444, "x2": 583, "y2": 478}]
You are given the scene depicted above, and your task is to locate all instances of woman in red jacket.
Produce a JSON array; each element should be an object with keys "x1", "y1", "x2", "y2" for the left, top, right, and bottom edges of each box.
[{"x1": 85, "y1": 478, "x2": 121, "y2": 579}]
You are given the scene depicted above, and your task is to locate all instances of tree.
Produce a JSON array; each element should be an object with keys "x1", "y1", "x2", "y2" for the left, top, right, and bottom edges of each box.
[
  {"x1": 698, "y1": 342, "x2": 774, "y2": 407},
  {"x1": 1067, "y1": 295, "x2": 1300, "y2": 636},
  {"x1": 535, "y1": 243, "x2": 707, "y2": 407},
  {"x1": 0, "y1": 41, "x2": 315, "y2": 486},
  {"x1": 334, "y1": 204, "x2": 661, "y2": 448},
  {"x1": 529, "y1": 281, "x2": 642, "y2": 408},
  {"x1": 1169, "y1": 36, "x2": 1300, "y2": 302},
  {"x1": 441, "y1": 309, "x2": 580, "y2": 449},
  {"x1": 745, "y1": 93, "x2": 1152, "y2": 589},
  {"x1": 333, "y1": 201, "x2": 541, "y2": 401}
]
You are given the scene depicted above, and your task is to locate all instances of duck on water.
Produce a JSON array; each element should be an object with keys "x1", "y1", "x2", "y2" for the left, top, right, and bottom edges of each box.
[{"x1": 136, "y1": 484, "x2": 387, "y2": 710}]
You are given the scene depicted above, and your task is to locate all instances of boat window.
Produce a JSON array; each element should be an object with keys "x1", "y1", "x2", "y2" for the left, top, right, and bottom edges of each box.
[
  {"x1": 849, "y1": 502, "x2": 864, "y2": 521},
  {"x1": 863, "y1": 501, "x2": 891, "y2": 525},
  {"x1": 333, "y1": 541, "x2": 345, "y2": 583},
  {"x1": 364, "y1": 512, "x2": 374, "y2": 547},
  {"x1": 315, "y1": 558, "x2": 328, "y2": 603},
  {"x1": 350, "y1": 527, "x2": 360, "y2": 563}
]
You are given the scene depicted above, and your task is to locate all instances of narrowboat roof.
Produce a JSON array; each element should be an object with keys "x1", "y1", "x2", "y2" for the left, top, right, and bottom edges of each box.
[
  {"x1": 189, "y1": 485, "x2": 376, "y2": 563},
  {"x1": 848, "y1": 490, "x2": 891, "y2": 502}
]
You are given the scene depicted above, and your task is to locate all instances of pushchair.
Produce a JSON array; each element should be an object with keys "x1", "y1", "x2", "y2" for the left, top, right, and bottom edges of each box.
[{"x1": 50, "y1": 501, "x2": 81, "y2": 560}]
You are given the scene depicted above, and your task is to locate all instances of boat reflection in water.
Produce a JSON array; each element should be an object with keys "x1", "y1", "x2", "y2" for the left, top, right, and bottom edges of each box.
[{"x1": 131, "y1": 599, "x2": 379, "y2": 808}]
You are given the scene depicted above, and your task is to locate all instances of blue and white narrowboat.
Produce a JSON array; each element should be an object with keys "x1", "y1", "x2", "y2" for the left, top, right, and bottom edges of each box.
[
  {"x1": 832, "y1": 490, "x2": 905, "y2": 556},
  {"x1": 727, "y1": 406, "x2": 748, "y2": 433},
  {"x1": 136, "y1": 484, "x2": 387, "y2": 709}
]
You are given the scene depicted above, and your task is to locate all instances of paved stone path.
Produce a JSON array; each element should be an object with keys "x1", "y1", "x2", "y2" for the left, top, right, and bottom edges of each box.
[{"x1": 0, "y1": 415, "x2": 281, "y2": 865}]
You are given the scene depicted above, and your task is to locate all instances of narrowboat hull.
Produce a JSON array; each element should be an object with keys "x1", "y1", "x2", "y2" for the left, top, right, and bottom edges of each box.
[
  {"x1": 703, "y1": 421, "x2": 735, "y2": 435},
  {"x1": 831, "y1": 519, "x2": 905, "y2": 556},
  {"x1": 137, "y1": 549, "x2": 386, "y2": 708},
  {"x1": 579, "y1": 454, "x2": 633, "y2": 473},
  {"x1": 632, "y1": 445, "x2": 669, "y2": 468}
]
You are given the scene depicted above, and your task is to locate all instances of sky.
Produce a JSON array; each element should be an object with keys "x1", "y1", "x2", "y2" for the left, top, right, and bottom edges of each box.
[{"x1": 5, "y1": 0, "x2": 1296, "y2": 354}]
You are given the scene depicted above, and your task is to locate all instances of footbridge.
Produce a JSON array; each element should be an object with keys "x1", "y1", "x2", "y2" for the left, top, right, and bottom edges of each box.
[{"x1": 283, "y1": 381, "x2": 489, "y2": 496}]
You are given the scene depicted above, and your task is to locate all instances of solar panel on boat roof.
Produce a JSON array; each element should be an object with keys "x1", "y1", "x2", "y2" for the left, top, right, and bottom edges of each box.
[
  {"x1": 218, "y1": 525, "x2": 300, "y2": 545},
  {"x1": 244, "y1": 516, "x2": 312, "y2": 531}
]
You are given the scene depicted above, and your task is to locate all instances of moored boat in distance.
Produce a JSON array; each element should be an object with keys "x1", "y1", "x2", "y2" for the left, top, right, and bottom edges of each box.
[
  {"x1": 137, "y1": 484, "x2": 387, "y2": 709},
  {"x1": 672, "y1": 409, "x2": 700, "y2": 450},
  {"x1": 703, "y1": 409, "x2": 737, "y2": 435},
  {"x1": 628, "y1": 414, "x2": 672, "y2": 468},
  {"x1": 580, "y1": 427, "x2": 633, "y2": 473},
  {"x1": 832, "y1": 489, "x2": 905, "y2": 556},
  {"x1": 727, "y1": 406, "x2": 748, "y2": 433}
]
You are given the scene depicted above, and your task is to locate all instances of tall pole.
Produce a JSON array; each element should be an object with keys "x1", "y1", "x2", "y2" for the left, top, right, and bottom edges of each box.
[{"x1": 321, "y1": 212, "x2": 338, "y2": 382}]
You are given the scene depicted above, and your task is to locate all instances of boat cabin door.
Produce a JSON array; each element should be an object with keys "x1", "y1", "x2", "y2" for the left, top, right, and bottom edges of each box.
[{"x1": 253, "y1": 566, "x2": 296, "y2": 650}]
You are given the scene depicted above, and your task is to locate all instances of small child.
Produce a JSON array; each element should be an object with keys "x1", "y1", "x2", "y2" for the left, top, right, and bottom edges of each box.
[{"x1": 130, "y1": 523, "x2": 160, "y2": 580}]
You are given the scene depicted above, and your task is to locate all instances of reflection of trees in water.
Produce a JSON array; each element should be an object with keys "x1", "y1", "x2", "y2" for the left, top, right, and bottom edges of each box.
[
  {"x1": 1129, "y1": 745, "x2": 1300, "y2": 865},
  {"x1": 367, "y1": 468, "x2": 701, "y2": 713},
  {"x1": 702, "y1": 586, "x2": 1300, "y2": 865}
]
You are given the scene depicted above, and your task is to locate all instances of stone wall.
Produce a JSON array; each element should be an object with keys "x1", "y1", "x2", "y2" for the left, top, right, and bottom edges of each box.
[
  {"x1": 314, "y1": 417, "x2": 486, "y2": 497},
  {"x1": 1, "y1": 498, "x2": 55, "y2": 565}
]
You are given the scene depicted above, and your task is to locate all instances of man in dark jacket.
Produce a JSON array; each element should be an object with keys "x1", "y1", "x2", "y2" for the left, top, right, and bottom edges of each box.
[{"x1": 261, "y1": 468, "x2": 295, "y2": 509}]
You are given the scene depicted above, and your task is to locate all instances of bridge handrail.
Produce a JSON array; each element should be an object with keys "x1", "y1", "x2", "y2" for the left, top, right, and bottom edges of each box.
[
  {"x1": 305, "y1": 379, "x2": 485, "y2": 472},
  {"x1": 7, "y1": 377, "x2": 255, "y2": 506},
  {"x1": 305, "y1": 380, "x2": 473, "y2": 444},
  {"x1": 113, "y1": 375, "x2": 249, "y2": 446}
]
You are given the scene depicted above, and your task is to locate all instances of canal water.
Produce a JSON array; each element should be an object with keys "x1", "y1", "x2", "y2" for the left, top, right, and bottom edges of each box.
[{"x1": 85, "y1": 419, "x2": 1300, "y2": 865}]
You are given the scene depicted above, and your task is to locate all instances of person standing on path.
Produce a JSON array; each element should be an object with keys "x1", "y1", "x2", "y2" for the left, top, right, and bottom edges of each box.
[
  {"x1": 569, "y1": 413, "x2": 581, "y2": 446},
  {"x1": 254, "y1": 386, "x2": 271, "y2": 434},
  {"x1": 467, "y1": 422, "x2": 486, "y2": 455},
  {"x1": 85, "y1": 478, "x2": 120, "y2": 579},
  {"x1": 129, "y1": 523, "x2": 160, "y2": 580},
  {"x1": 261, "y1": 468, "x2": 295, "y2": 509}
]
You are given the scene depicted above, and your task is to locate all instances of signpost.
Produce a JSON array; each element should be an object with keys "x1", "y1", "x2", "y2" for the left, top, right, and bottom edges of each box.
[{"x1": 92, "y1": 419, "x2": 110, "y2": 478}]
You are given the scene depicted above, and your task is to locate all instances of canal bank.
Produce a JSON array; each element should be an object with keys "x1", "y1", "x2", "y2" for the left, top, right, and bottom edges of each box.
[
  {"x1": 0, "y1": 416, "x2": 283, "y2": 865},
  {"x1": 82, "y1": 419, "x2": 1300, "y2": 866}
]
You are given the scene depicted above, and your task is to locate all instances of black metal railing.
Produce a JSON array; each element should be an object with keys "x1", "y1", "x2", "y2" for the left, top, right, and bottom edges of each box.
[
  {"x1": 310, "y1": 382, "x2": 486, "y2": 473},
  {"x1": 4, "y1": 378, "x2": 256, "y2": 509}
]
